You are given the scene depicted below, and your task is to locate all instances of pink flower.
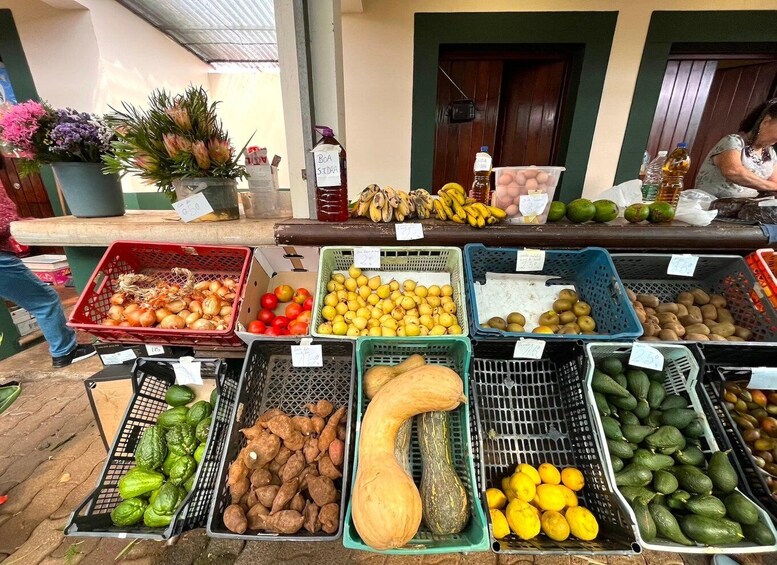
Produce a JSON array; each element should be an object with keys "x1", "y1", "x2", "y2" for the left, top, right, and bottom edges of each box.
[
  {"x1": 207, "y1": 137, "x2": 232, "y2": 165},
  {"x1": 166, "y1": 105, "x2": 191, "y2": 131},
  {"x1": 0, "y1": 101, "x2": 47, "y2": 154},
  {"x1": 192, "y1": 140, "x2": 210, "y2": 169}
]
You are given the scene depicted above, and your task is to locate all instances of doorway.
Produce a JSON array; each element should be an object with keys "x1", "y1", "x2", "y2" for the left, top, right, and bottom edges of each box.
[{"x1": 432, "y1": 45, "x2": 574, "y2": 193}]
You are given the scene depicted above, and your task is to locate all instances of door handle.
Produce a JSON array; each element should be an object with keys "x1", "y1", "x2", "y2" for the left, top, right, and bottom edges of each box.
[{"x1": 13, "y1": 182, "x2": 20, "y2": 190}]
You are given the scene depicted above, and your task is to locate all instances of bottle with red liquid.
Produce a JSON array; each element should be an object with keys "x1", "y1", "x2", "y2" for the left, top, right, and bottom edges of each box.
[{"x1": 313, "y1": 126, "x2": 348, "y2": 222}]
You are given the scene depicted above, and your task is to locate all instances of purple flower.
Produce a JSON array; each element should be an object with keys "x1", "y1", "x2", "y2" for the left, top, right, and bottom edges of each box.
[{"x1": 45, "y1": 108, "x2": 114, "y2": 162}]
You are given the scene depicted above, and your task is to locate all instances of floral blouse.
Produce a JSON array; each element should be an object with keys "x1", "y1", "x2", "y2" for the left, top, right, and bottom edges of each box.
[{"x1": 695, "y1": 134, "x2": 775, "y2": 198}]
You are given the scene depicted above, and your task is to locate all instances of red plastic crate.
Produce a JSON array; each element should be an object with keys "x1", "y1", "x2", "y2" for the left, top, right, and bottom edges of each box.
[
  {"x1": 746, "y1": 249, "x2": 777, "y2": 309},
  {"x1": 68, "y1": 241, "x2": 252, "y2": 347}
]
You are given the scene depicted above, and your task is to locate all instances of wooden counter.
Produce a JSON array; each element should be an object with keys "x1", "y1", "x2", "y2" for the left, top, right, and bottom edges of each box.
[
  {"x1": 275, "y1": 218, "x2": 769, "y2": 253},
  {"x1": 10, "y1": 210, "x2": 278, "y2": 247}
]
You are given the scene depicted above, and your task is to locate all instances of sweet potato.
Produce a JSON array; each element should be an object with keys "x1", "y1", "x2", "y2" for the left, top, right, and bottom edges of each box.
[
  {"x1": 271, "y1": 477, "x2": 299, "y2": 514},
  {"x1": 274, "y1": 445, "x2": 292, "y2": 465},
  {"x1": 281, "y1": 451, "x2": 306, "y2": 482},
  {"x1": 268, "y1": 459, "x2": 283, "y2": 475},
  {"x1": 258, "y1": 408, "x2": 286, "y2": 426},
  {"x1": 269, "y1": 472, "x2": 282, "y2": 486},
  {"x1": 246, "y1": 503, "x2": 269, "y2": 530},
  {"x1": 307, "y1": 475, "x2": 337, "y2": 506},
  {"x1": 311, "y1": 416, "x2": 325, "y2": 435},
  {"x1": 244, "y1": 433, "x2": 281, "y2": 469},
  {"x1": 307, "y1": 399, "x2": 333, "y2": 418},
  {"x1": 224, "y1": 504, "x2": 247, "y2": 534},
  {"x1": 292, "y1": 416, "x2": 315, "y2": 436},
  {"x1": 303, "y1": 501, "x2": 320, "y2": 533},
  {"x1": 283, "y1": 431, "x2": 305, "y2": 452},
  {"x1": 266, "y1": 415, "x2": 295, "y2": 440},
  {"x1": 319, "y1": 502, "x2": 340, "y2": 534},
  {"x1": 228, "y1": 455, "x2": 249, "y2": 486},
  {"x1": 289, "y1": 493, "x2": 305, "y2": 513},
  {"x1": 239, "y1": 426, "x2": 264, "y2": 441},
  {"x1": 260, "y1": 510, "x2": 305, "y2": 534},
  {"x1": 303, "y1": 437, "x2": 320, "y2": 464},
  {"x1": 251, "y1": 468, "x2": 272, "y2": 488},
  {"x1": 230, "y1": 477, "x2": 250, "y2": 504},
  {"x1": 337, "y1": 425, "x2": 346, "y2": 442},
  {"x1": 328, "y1": 439, "x2": 344, "y2": 466},
  {"x1": 318, "y1": 406, "x2": 347, "y2": 453},
  {"x1": 318, "y1": 454, "x2": 342, "y2": 480},
  {"x1": 299, "y1": 464, "x2": 318, "y2": 491},
  {"x1": 255, "y1": 485, "x2": 280, "y2": 508}
]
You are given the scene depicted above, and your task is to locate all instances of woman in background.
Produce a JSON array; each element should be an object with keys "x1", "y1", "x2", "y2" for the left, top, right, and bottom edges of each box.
[{"x1": 695, "y1": 99, "x2": 777, "y2": 198}]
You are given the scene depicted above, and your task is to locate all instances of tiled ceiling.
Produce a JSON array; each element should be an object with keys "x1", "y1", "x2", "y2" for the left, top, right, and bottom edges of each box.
[{"x1": 115, "y1": 0, "x2": 278, "y2": 70}]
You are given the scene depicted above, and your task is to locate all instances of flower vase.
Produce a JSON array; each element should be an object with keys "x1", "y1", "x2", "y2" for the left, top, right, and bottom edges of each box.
[
  {"x1": 172, "y1": 177, "x2": 240, "y2": 222},
  {"x1": 51, "y1": 162, "x2": 125, "y2": 218}
]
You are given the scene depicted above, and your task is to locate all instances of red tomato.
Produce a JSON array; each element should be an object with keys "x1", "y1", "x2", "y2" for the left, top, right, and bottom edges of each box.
[
  {"x1": 260, "y1": 292, "x2": 279, "y2": 310},
  {"x1": 303, "y1": 296, "x2": 314, "y2": 311},
  {"x1": 293, "y1": 287, "x2": 311, "y2": 305},
  {"x1": 274, "y1": 284, "x2": 294, "y2": 302},
  {"x1": 296, "y1": 310, "x2": 312, "y2": 324},
  {"x1": 258, "y1": 308, "x2": 275, "y2": 324},
  {"x1": 247, "y1": 320, "x2": 266, "y2": 334},
  {"x1": 285, "y1": 302, "x2": 303, "y2": 320},
  {"x1": 279, "y1": 328, "x2": 290, "y2": 335},
  {"x1": 264, "y1": 326, "x2": 282, "y2": 336},
  {"x1": 289, "y1": 321, "x2": 308, "y2": 335},
  {"x1": 272, "y1": 315, "x2": 290, "y2": 328}
]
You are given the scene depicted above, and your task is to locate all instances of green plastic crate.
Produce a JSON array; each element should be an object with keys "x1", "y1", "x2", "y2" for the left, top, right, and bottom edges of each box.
[
  {"x1": 311, "y1": 247, "x2": 468, "y2": 339},
  {"x1": 343, "y1": 337, "x2": 489, "y2": 554}
]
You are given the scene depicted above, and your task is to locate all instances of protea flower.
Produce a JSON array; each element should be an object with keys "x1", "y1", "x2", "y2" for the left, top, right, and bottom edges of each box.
[
  {"x1": 192, "y1": 140, "x2": 210, "y2": 169},
  {"x1": 163, "y1": 133, "x2": 180, "y2": 158},
  {"x1": 207, "y1": 137, "x2": 232, "y2": 165},
  {"x1": 166, "y1": 104, "x2": 191, "y2": 131},
  {"x1": 133, "y1": 153, "x2": 158, "y2": 173}
]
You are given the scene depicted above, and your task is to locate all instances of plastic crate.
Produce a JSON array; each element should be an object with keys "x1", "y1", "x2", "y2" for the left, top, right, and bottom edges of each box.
[
  {"x1": 612, "y1": 254, "x2": 777, "y2": 344},
  {"x1": 471, "y1": 340, "x2": 638, "y2": 555},
  {"x1": 208, "y1": 339, "x2": 355, "y2": 541},
  {"x1": 65, "y1": 357, "x2": 238, "y2": 540},
  {"x1": 68, "y1": 241, "x2": 252, "y2": 347},
  {"x1": 585, "y1": 342, "x2": 777, "y2": 554},
  {"x1": 310, "y1": 246, "x2": 468, "y2": 339},
  {"x1": 746, "y1": 249, "x2": 777, "y2": 309},
  {"x1": 464, "y1": 244, "x2": 641, "y2": 341},
  {"x1": 343, "y1": 337, "x2": 489, "y2": 554}
]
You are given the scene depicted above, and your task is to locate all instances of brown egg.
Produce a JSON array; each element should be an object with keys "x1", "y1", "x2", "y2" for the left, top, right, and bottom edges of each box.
[
  {"x1": 515, "y1": 172, "x2": 527, "y2": 185},
  {"x1": 507, "y1": 183, "x2": 521, "y2": 197},
  {"x1": 498, "y1": 171, "x2": 515, "y2": 184},
  {"x1": 537, "y1": 171, "x2": 549, "y2": 184},
  {"x1": 523, "y1": 168, "x2": 539, "y2": 179},
  {"x1": 525, "y1": 178, "x2": 539, "y2": 191},
  {"x1": 505, "y1": 204, "x2": 519, "y2": 216}
]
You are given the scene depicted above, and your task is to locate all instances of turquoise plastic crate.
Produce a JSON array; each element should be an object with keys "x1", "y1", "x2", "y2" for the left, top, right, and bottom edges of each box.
[
  {"x1": 343, "y1": 337, "x2": 489, "y2": 554},
  {"x1": 464, "y1": 244, "x2": 641, "y2": 341}
]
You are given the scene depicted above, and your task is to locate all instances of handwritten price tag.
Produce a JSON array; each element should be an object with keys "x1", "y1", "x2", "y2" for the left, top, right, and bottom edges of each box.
[
  {"x1": 172, "y1": 192, "x2": 214, "y2": 223},
  {"x1": 173, "y1": 357, "x2": 203, "y2": 385},
  {"x1": 513, "y1": 339, "x2": 546, "y2": 360},
  {"x1": 291, "y1": 344, "x2": 323, "y2": 367},
  {"x1": 516, "y1": 249, "x2": 546, "y2": 272},
  {"x1": 395, "y1": 223, "x2": 424, "y2": 241},
  {"x1": 667, "y1": 254, "x2": 699, "y2": 277},
  {"x1": 354, "y1": 247, "x2": 381, "y2": 269},
  {"x1": 101, "y1": 348, "x2": 137, "y2": 365},
  {"x1": 748, "y1": 368, "x2": 777, "y2": 390},
  {"x1": 628, "y1": 343, "x2": 664, "y2": 371},
  {"x1": 145, "y1": 345, "x2": 165, "y2": 356}
]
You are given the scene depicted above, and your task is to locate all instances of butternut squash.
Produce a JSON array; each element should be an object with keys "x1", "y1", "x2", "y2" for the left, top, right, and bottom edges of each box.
[
  {"x1": 363, "y1": 354, "x2": 426, "y2": 400},
  {"x1": 352, "y1": 365, "x2": 465, "y2": 550}
]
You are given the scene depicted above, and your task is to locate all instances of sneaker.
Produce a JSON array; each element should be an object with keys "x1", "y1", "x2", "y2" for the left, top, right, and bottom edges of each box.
[{"x1": 52, "y1": 344, "x2": 96, "y2": 368}]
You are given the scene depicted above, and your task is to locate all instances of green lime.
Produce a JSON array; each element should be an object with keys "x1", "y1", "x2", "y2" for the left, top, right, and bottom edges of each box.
[
  {"x1": 566, "y1": 198, "x2": 596, "y2": 223},
  {"x1": 648, "y1": 202, "x2": 675, "y2": 224},
  {"x1": 547, "y1": 201, "x2": 566, "y2": 222},
  {"x1": 624, "y1": 203, "x2": 650, "y2": 223},
  {"x1": 593, "y1": 200, "x2": 619, "y2": 223}
]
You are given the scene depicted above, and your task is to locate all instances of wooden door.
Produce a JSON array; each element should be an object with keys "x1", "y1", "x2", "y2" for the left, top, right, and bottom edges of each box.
[{"x1": 0, "y1": 155, "x2": 54, "y2": 219}]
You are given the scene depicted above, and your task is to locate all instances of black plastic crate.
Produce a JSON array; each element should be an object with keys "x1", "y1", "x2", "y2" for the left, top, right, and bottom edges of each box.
[
  {"x1": 208, "y1": 339, "x2": 355, "y2": 541},
  {"x1": 470, "y1": 340, "x2": 638, "y2": 555},
  {"x1": 65, "y1": 357, "x2": 239, "y2": 540}
]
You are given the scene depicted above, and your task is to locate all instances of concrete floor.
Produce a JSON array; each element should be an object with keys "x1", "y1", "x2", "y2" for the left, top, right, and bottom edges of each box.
[{"x1": 0, "y1": 341, "x2": 773, "y2": 564}]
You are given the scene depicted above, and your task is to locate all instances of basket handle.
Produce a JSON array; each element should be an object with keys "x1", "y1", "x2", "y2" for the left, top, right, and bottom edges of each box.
[{"x1": 63, "y1": 489, "x2": 101, "y2": 535}]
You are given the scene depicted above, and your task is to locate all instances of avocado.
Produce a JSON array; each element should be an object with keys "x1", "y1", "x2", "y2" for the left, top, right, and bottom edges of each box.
[
  {"x1": 653, "y1": 469, "x2": 679, "y2": 495},
  {"x1": 685, "y1": 494, "x2": 726, "y2": 519},
  {"x1": 649, "y1": 502, "x2": 694, "y2": 546},
  {"x1": 647, "y1": 381, "x2": 667, "y2": 409},
  {"x1": 674, "y1": 465, "x2": 713, "y2": 495},
  {"x1": 674, "y1": 445, "x2": 706, "y2": 467},
  {"x1": 661, "y1": 408, "x2": 698, "y2": 430},
  {"x1": 645, "y1": 410, "x2": 664, "y2": 428},
  {"x1": 615, "y1": 464, "x2": 653, "y2": 487},
  {"x1": 660, "y1": 394, "x2": 689, "y2": 411},
  {"x1": 611, "y1": 455, "x2": 624, "y2": 472},
  {"x1": 626, "y1": 369, "x2": 651, "y2": 400},
  {"x1": 645, "y1": 426, "x2": 686, "y2": 454},
  {"x1": 709, "y1": 451, "x2": 738, "y2": 494},
  {"x1": 622, "y1": 424, "x2": 657, "y2": 444},
  {"x1": 632, "y1": 449, "x2": 675, "y2": 471},
  {"x1": 683, "y1": 419, "x2": 705, "y2": 439},
  {"x1": 633, "y1": 498, "x2": 656, "y2": 542},
  {"x1": 619, "y1": 411, "x2": 641, "y2": 426},
  {"x1": 601, "y1": 357, "x2": 624, "y2": 377},
  {"x1": 610, "y1": 393, "x2": 638, "y2": 411},
  {"x1": 645, "y1": 369, "x2": 665, "y2": 382},
  {"x1": 613, "y1": 373, "x2": 628, "y2": 389},
  {"x1": 634, "y1": 399, "x2": 651, "y2": 420},
  {"x1": 679, "y1": 515, "x2": 743, "y2": 546},
  {"x1": 592, "y1": 369, "x2": 630, "y2": 398},
  {"x1": 666, "y1": 490, "x2": 691, "y2": 511},
  {"x1": 620, "y1": 485, "x2": 656, "y2": 505},
  {"x1": 608, "y1": 438, "x2": 635, "y2": 460},
  {"x1": 741, "y1": 521, "x2": 776, "y2": 545},
  {"x1": 594, "y1": 391, "x2": 612, "y2": 416},
  {"x1": 602, "y1": 416, "x2": 625, "y2": 441},
  {"x1": 724, "y1": 492, "x2": 760, "y2": 525}
]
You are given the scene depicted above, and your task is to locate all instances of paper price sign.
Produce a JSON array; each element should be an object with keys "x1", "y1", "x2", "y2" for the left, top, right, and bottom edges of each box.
[
  {"x1": 172, "y1": 192, "x2": 214, "y2": 223},
  {"x1": 291, "y1": 344, "x2": 323, "y2": 367},
  {"x1": 628, "y1": 342, "x2": 664, "y2": 371},
  {"x1": 513, "y1": 339, "x2": 546, "y2": 360},
  {"x1": 353, "y1": 247, "x2": 381, "y2": 269},
  {"x1": 516, "y1": 249, "x2": 546, "y2": 272},
  {"x1": 667, "y1": 254, "x2": 699, "y2": 277},
  {"x1": 395, "y1": 223, "x2": 424, "y2": 241},
  {"x1": 748, "y1": 368, "x2": 777, "y2": 390},
  {"x1": 173, "y1": 357, "x2": 203, "y2": 385},
  {"x1": 145, "y1": 345, "x2": 165, "y2": 356},
  {"x1": 102, "y1": 349, "x2": 137, "y2": 365}
]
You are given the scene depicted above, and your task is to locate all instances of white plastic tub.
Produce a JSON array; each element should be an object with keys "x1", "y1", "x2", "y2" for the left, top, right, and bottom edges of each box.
[{"x1": 492, "y1": 166, "x2": 565, "y2": 224}]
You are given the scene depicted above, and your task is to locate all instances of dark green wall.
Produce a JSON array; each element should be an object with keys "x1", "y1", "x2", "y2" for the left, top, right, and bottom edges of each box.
[
  {"x1": 615, "y1": 10, "x2": 777, "y2": 183},
  {"x1": 411, "y1": 12, "x2": 618, "y2": 202}
]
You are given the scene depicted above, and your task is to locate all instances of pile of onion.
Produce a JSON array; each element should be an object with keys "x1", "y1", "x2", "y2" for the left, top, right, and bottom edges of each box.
[{"x1": 102, "y1": 277, "x2": 237, "y2": 331}]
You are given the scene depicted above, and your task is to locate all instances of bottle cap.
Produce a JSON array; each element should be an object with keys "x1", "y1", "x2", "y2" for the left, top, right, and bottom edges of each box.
[
  {"x1": 480, "y1": 146, "x2": 488, "y2": 152},
  {"x1": 315, "y1": 125, "x2": 334, "y2": 137},
  {"x1": 658, "y1": 150, "x2": 668, "y2": 156},
  {"x1": 677, "y1": 142, "x2": 687, "y2": 148}
]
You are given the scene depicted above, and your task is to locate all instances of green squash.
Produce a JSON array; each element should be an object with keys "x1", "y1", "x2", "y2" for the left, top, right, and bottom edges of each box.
[
  {"x1": 165, "y1": 384, "x2": 195, "y2": 407},
  {"x1": 210, "y1": 387, "x2": 218, "y2": 409},
  {"x1": 157, "y1": 406, "x2": 189, "y2": 428},
  {"x1": 135, "y1": 425, "x2": 167, "y2": 471},
  {"x1": 195, "y1": 416, "x2": 212, "y2": 443},
  {"x1": 186, "y1": 400, "x2": 212, "y2": 426},
  {"x1": 166, "y1": 424, "x2": 197, "y2": 456},
  {"x1": 118, "y1": 467, "x2": 165, "y2": 499},
  {"x1": 151, "y1": 481, "x2": 184, "y2": 514},
  {"x1": 416, "y1": 411, "x2": 470, "y2": 535},
  {"x1": 168, "y1": 455, "x2": 196, "y2": 486},
  {"x1": 143, "y1": 505, "x2": 173, "y2": 528},
  {"x1": 162, "y1": 452, "x2": 181, "y2": 476},
  {"x1": 194, "y1": 443, "x2": 205, "y2": 464},
  {"x1": 184, "y1": 474, "x2": 196, "y2": 492},
  {"x1": 110, "y1": 497, "x2": 148, "y2": 526}
]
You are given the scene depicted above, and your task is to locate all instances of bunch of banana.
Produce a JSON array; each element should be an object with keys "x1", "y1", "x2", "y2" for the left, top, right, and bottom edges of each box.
[
  {"x1": 410, "y1": 189, "x2": 435, "y2": 219},
  {"x1": 434, "y1": 182, "x2": 507, "y2": 228},
  {"x1": 353, "y1": 184, "x2": 434, "y2": 223}
]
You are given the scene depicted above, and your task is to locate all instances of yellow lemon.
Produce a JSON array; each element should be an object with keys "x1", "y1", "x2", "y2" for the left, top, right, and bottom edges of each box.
[
  {"x1": 448, "y1": 324, "x2": 463, "y2": 335},
  {"x1": 565, "y1": 506, "x2": 599, "y2": 541},
  {"x1": 501, "y1": 477, "x2": 516, "y2": 500},
  {"x1": 317, "y1": 322, "x2": 332, "y2": 335},
  {"x1": 321, "y1": 305, "x2": 336, "y2": 321},
  {"x1": 441, "y1": 284, "x2": 453, "y2": 296},
  {"x1": 561, "y1": 467, "x2": 585, "y2": 492},
  {"x1": 370, "y1": 307, "x2": 382, "y2": 320},
  {"x1": 356, "y1": 307, "x2": 371, "y2": 320},
  {"x1": 381, "y1": 318, "x2": 398, "y2": 330},
  {"x1": 505, "y1": 499, "x2": 541, "y2": 540},
  {"x1": 344, "y1": 311, "x2": 356, "y2": 323},
  {"x1": 516, "y1": 464, "x2": 541, "y2": 486},
  {"x1": 486, "y1": 488, "x2": 508, "y2": 510},
  {"x1": 509, "y1": 472, "x2": 537, "y2": 502},
  {"x1": 541, "y1": 510, "x2": 570, "y2": 541},
  {"x1": 558, "y1": 484, "x2": 578, "y2": 508},
  {"x1": 360, "y1": 329, "x2": 368, "y2": 336},
  {"x1": 536, "y1": 484, "x2": 566, "y2": 512},
  {"x1": 490, "y1": 509, "x2": 510, "y2": 539},
  {"x1": 336, "y1": 289, "x2": 347, "y2": 301},
  {"x1": 367, "y1": 318, "x2": 379, "y2": 328},
  {"x1": 333, "y1": 315, "x2": 345, "y2": 324},
  {"x1": 533, "y1": 325, "x2": 555, "y2": 334},
  {"x1": 539, "y1": 463, "x2": 561, "y2": 485}
]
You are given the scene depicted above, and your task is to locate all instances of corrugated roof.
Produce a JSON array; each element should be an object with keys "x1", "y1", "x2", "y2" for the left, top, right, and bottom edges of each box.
[{"x1": 116, "y1": 0, "x2": 278, "y2": 69}]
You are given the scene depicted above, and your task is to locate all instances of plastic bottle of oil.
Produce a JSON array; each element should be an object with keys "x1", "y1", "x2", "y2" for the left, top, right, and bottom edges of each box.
[
  {"x1": 469, "y1": 146, "x2": 492, "y2": 205},
  {"x1": 312, "y1": 126, "x2": 349, "y2": 222},
  {"x1": 656, "y1": 143, "x2": 690, "y2": 209}
]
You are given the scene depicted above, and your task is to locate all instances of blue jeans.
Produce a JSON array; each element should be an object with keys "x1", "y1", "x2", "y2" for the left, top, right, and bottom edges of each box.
[{"x1": 0, "y1": 252, "x2": 76, "y2": 357}]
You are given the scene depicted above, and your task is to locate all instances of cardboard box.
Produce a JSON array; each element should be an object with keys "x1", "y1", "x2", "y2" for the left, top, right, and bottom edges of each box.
[
  {"x1": 20, "y1": 254, "x2": 69, "y2": 271},
  {"x1": 94, "y1": 342, "x2": 186, "y2": 366},
  {"x1": 15, "y1": 317, "x2": 40, "y2": 336},
  {"x1": 10, "y1": 307, "x2": 32, "y2": 324},
  {"x1": 236, "y1": 246, "x2": 319, "y2": 344}
]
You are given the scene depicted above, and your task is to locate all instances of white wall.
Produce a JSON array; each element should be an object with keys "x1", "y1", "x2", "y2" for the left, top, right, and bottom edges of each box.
[{"x1": 341, "y1": 0, "x2": 777, "y2": 198}]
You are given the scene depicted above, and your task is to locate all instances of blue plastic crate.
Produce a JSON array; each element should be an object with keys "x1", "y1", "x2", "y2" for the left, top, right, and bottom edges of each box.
[{"x1": 464, "y1": 244, "x2": 641, "y2": 341}]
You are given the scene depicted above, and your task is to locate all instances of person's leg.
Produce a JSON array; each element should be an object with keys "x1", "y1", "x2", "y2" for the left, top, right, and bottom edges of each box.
[{"x1": 0, "y1": 252, "x2": 77, "y2": 357}]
